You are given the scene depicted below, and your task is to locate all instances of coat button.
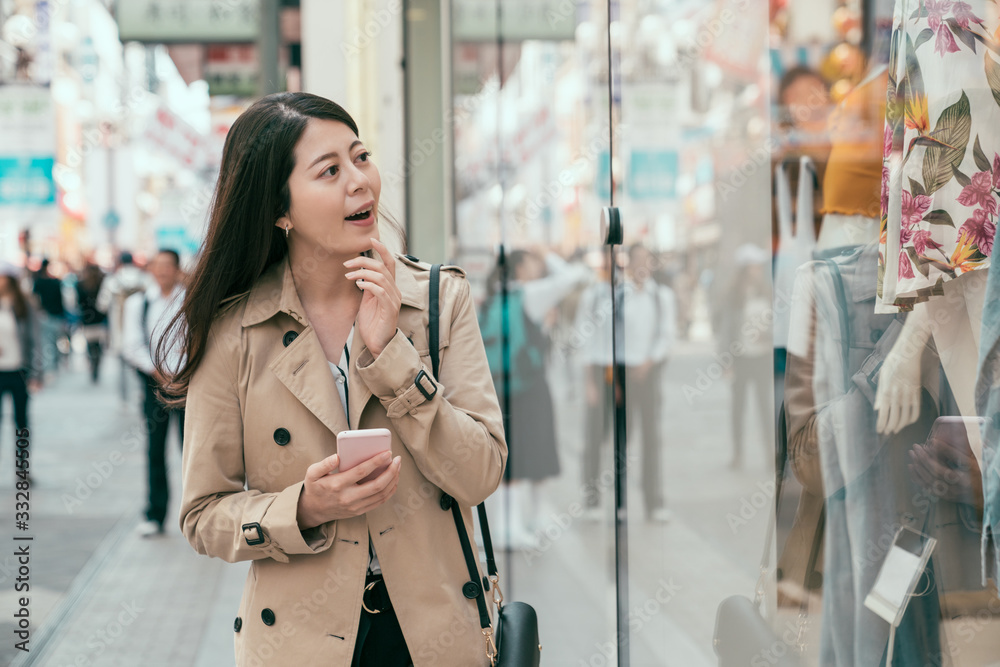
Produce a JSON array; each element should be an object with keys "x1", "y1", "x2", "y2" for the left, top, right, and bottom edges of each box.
[
  {"x1": 234, "y1": 617, "x2": 242, "y2": 632},
  {"x1": 404, "y1": 254, "x2": 420, "y2": 262},
  {"x1": 261, "y1": 608, "x2": 276, "y2": 626},
  {"x1": 439, "y1": 494, "x2": 454, "y2": 511},
  {"x1": 283, "y1": 330, "x2": 298, "y2": 347},
  {"x1": 273, "y1": 428, "x2": 291, "y2": 446},
  {"x1": 462, "y1": 581, "x2": 481, "y2": 599}
]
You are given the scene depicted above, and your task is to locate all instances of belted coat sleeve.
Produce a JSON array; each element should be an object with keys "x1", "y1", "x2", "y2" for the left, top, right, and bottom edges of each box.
[
  {"x1": 180, "y1": 320, "x2": 338, "y2": 564},
  {"x1": 356, "y1": 277, "x2": 505, "y2": 508}
]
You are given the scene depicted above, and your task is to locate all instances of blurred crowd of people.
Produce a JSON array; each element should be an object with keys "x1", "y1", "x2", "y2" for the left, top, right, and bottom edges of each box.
[{"x1": 2, "y1": 249, "x2": 187, "y2": 537}]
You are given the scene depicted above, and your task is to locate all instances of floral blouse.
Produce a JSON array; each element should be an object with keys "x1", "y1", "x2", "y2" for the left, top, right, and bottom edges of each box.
[{"x1": 879, "y1": 0, "x2": 998, "y2": 311}]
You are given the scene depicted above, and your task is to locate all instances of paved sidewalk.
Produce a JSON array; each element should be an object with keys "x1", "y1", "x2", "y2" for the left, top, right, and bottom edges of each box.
[{"x1": 0, "y1": 357, "x2": 242, "y2": 666}]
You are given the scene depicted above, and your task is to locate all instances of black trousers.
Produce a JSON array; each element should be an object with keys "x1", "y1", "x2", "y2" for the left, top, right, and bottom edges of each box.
[
  {"x1": 140, "y1": 372, "x2": 184, "y2": 525},
  {"x1": 351, "y1": 574, "x2": 412, "y2": 667},
  {"x1": 581, "y1": 363, "x2": 665, "y2": 514},
  {"x1": 86, "y1": 340, "x2": 103, "y2": 382},
  {"x1": 0, "y1": 371, "x2": 29, "y2": 453}
]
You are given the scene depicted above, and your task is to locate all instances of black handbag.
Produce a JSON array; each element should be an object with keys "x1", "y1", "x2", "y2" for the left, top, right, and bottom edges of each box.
[
  {"x1": 712, "y1": 403, "x2": 823, "y2": 667},
  {"x1": 429, "y1": 264, "x2": 542, "y2": 667}
]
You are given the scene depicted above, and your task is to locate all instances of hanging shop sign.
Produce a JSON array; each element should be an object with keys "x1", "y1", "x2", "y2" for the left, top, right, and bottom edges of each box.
[
  {"x1": 116, "y1": 0, "x2": 260, "y2": 43},
  {"x1": 205, "y1": 45, "x2": 259, "y2": 97},
  {"x1": 142, "y1": 105, "x2": 209, "y2": 171},
  {"x1": 627, "y1": 149, "x2": 679, "y2": 201},
  {"x1": 453, "y1": 0, "x2": 576, "y2": 42},
  {"x1": 0, "y1": 86, "x2": 55, "y2": 207}
]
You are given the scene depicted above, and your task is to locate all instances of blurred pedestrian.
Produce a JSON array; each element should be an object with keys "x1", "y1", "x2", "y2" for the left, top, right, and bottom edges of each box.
[
  {"x1": 75, "y1": 264, "x2": 108, "y2": 383},
  {"x1": 31, "y1": 258, "x2": 66, "y2": 378},
  {"x1": 121, "y1": 249, "x2": 186, "y2": 537},
  {"x1": 479, "y1": 248, "x2": 588, "y2": 548},
  {"x1": 721, "y1": 244, "x2": 773, "y2": 469},
  {"x1": 577, "y1": 245, "x2": 677, "y2": 522},
  {"x1": 0, "y1": 268, "x2": 41, "y2": 475},
  {"x1": 621, "y1": 245, "x2": 676, "y2": 521},
  {"x1": 97, "y1": 251, "x2": 150, "y2": 401}
]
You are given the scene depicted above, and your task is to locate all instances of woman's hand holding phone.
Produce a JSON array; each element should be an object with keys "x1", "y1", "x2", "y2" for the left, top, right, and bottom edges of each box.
[{"x1": 296, "y1": 451, "x2": 402, "y2": 531}]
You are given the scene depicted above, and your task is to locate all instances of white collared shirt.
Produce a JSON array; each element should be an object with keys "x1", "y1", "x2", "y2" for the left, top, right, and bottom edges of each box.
[{"x1": 121, "y1": 284, "x2": 185, "y2": 375}]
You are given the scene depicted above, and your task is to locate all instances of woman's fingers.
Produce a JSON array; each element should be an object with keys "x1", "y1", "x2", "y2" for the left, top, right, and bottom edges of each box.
[
  {"x1": 305, "y1": 454, "x2": 339, "y2": 483},
  {"x1": 370, "y1": 238, "x2": 396, "y2": 280},
  {"x1": 340, "y1": 451, "x2": 393, "y2": 486}
]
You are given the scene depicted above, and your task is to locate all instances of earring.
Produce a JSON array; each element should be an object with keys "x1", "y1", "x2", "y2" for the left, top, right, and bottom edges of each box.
[{"x1": 284, "y1": 224, "x2": 289, "y2": 238}]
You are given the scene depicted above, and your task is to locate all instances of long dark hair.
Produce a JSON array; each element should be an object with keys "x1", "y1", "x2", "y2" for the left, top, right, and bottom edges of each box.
[
  {"x1": 1, "y1": 275, "x2": 29, "y2": 320},
  {"x1": 156, "y1": 92, "x2": 393, "y2": 405},
  {"x1": 484, "y1": 250, "x2": 539, "y2": 305}
]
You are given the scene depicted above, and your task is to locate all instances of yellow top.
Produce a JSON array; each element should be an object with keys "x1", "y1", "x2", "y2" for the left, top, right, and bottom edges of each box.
[{"x1": 821, "y1": 70, "x2": 888, "y2": 219}]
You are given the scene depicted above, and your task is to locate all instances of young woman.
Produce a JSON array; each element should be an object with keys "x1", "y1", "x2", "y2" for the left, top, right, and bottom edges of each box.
[
  {"x1": 165, "y1": 93, "x2": 507, "y2": 667},
  {"x1": 0, "y1": 271, "x2": 41, "y2": 460}
]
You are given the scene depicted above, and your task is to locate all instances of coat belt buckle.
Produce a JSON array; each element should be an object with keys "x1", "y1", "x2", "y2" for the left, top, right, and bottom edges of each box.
[{"x1": 362, "y1": 578, "x2": 388, "y2": 614}]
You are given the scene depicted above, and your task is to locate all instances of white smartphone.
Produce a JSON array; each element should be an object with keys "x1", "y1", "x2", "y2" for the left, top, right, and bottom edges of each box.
[{"x1": 337, "y1": 428, "x2": 392, "y2": 483}]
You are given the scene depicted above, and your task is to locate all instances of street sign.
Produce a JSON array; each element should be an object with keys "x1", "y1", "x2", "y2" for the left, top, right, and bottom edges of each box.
[
  {"x1": 116, "y1": 0, "x2": 261, "y2": 43},
  {"x1": 0, "y1": 157, "x2": 55, "y2": 206},
  {"x1": 627, "y1": 149, "x2": 678, "y2": 200}
]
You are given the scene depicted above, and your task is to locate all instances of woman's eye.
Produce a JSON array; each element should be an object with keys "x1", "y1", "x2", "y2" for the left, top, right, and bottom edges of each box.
[
  {"x1": 356, "y1": 151, "x2": 371, "y2": 163},
  {"x1": 324, "y1": 164, "x2": 339, "y2": 177}
]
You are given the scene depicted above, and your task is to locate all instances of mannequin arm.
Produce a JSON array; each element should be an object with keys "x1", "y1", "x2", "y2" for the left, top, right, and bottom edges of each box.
[{"x1": 873, "y1": 305, "x2": 933, "y2": 434}]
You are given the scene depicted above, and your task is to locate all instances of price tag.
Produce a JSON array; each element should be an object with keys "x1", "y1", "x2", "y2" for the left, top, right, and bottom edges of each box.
[{"x1": 864, "y1": 526, "x2": 936, "y2": 627}]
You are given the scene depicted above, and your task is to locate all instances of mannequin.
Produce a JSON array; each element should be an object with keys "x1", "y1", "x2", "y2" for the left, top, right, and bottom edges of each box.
[
  {"x1": 875, "y1": 272, "x2": 988, "y2": 444},
  {"x1": 875, "y1": 0, "x2": 996, "y2": 439},
  {"x1": 781, "y1": 20, "x2": 948, "y2": 661}
]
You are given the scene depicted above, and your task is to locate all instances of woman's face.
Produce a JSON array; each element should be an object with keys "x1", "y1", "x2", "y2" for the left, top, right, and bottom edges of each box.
[{"x1": 277, "y1": 118, "x2": 382, "y2": 257}]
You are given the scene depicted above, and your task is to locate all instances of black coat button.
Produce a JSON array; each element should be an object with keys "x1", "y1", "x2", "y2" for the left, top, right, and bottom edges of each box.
[
  {"x1": 462, "y1": 581, "x2": 481, "y2": 599},
  {"x1": 439, "y1": 494, "x2": 453, "y2": 511},
  {"x1": 273, "y1": 428, "x2": 291, "y2": 446},
  {"x1": 282, "y1": 330, "x2": 298, "y2": 347},
  {"x1": 261, "y1": 608, "x2": 275, "y2": 626},
  {"x1": 404, "y1": 254, "x2": 420, "y2": 262},
  {"x1": 234, "y1": 617, "x2": 242, "y2": 632}
]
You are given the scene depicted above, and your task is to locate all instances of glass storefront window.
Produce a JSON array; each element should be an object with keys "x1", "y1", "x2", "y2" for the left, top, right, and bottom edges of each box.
[{"x1": 449, "y1": 0, "x2": 1000, "y2": 664}]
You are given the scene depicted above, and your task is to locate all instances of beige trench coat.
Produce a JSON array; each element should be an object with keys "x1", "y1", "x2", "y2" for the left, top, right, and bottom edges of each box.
[{"x1": 179, "y1": 253, "x2": 507, "y2": 667}]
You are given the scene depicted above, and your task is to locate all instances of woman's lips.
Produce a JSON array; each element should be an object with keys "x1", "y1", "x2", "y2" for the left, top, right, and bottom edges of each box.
[{"x1": 346, "y1": 210, "x2": 375, "y2": 226}]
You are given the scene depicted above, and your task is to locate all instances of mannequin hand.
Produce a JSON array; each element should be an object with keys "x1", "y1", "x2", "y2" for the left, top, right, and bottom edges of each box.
[
  {"x1": 296, "y1": 452, "x2": 402, "y2": 530},
  {"x1": 873, "y1": 311, "x2": 932, "y2": 435},
  {"x1": 345, "y1": 238, "x2": 401, "y2": 357}
]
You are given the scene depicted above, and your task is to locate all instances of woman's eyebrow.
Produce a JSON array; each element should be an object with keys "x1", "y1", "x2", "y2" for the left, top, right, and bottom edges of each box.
[{"x1": 308, "y1": 140, "x2": 364, "y2": 169}]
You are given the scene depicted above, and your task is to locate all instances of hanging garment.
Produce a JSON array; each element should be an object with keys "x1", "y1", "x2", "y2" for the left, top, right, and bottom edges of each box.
[
  {"x1": 798, "y1": 243, "x2": 943, "y2": 666},
  {"x1": 975, "y1": 261, "x2": 1000, "y2": 583},
  {"x1": 879, "y1": 0, "x2": 998, "y2": 311},
  {"x1": 774, "y1": 155, "x2": 818, "y2": 349}
]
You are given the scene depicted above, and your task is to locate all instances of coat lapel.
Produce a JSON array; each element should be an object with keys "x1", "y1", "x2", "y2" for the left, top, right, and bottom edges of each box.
[{"x1": 269, "y1": 325, "x2": 350, "y2": 437}]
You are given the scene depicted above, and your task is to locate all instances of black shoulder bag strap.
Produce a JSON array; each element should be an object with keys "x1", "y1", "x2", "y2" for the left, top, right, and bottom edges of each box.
[{"x1": 429, "y1": 265, "x2": 499, "y2": 636}]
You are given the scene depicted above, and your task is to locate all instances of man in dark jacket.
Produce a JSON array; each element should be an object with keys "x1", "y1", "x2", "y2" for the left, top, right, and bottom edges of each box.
[{"x1": 31, "y1": 259, "x2": 66, "y2": 377}]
